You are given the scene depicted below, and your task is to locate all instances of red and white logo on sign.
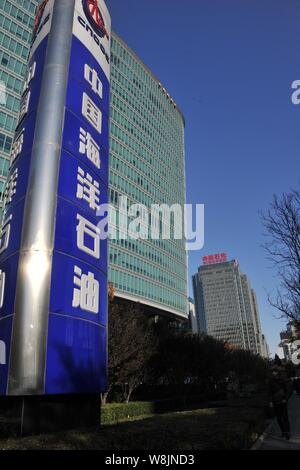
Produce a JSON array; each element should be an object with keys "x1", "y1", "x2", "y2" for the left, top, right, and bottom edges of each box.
[{"x1": 83, "y1": 0, "x2": 109, "y2": 39}]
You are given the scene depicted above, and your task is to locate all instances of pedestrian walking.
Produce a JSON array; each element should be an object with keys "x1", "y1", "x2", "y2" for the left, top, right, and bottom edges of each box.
[
  {"x1": 268, "y1": 367, "x2": 291, "y2": 440},
  {"x1": 294, "y1": 377, "x2": 300, "y2": 395}
]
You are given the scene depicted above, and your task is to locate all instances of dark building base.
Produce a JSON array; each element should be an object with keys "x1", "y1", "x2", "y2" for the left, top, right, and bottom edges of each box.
[{"x1": 0, "y1": 394, "x2": 100, "y2": 437}]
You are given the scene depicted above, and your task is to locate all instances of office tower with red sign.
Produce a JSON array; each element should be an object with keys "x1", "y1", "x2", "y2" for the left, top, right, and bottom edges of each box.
[{"x1": 192, "y1": 256, "x2": 267, "y2": 355}]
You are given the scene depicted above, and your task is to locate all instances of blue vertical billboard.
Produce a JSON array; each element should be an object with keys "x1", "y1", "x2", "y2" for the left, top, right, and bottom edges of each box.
[{"x1": 0, "y1": 0, "x2": 110, "y2": 395}]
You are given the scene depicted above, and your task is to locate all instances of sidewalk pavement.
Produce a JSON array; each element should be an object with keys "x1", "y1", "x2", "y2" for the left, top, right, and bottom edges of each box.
[{"x1": 257, "y1": 393, "x2": 300, "y2": 450}]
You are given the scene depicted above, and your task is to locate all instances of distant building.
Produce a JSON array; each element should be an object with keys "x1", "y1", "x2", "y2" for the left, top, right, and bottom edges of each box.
[
  {"x1": 192, "y1": 255, "x2": 267, "y2": 355},
  {"x1": 261, "y1": 334, "x2": 270, "y2": 359},
  {"x1": 188, "y1": 298, "x2": 198, "y2": 334},
  {"x1": 250, "y1": 289, "x2": 270, "y2": 358},
  {"x1": 240, "y1": 274, "x2": 260, "y2": 354},
  {"x1": 278, "y1": 322, "x2": 300, "y2": 361}
]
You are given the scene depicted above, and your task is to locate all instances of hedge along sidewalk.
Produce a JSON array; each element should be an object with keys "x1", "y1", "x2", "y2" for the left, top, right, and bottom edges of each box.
[
  {"x1": 100, "y1": 396, "x2": 224, "y2": 425},
  {"x1": 101, "y1": 396, "x2": 269, "y2": 426},
  {"x1": 101, "y1": 402, "x2": 155, "y2": 425}
]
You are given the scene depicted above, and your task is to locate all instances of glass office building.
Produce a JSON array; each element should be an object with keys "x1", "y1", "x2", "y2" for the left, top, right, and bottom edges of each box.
[
  {"x1": 0, "y1": 5, "x2": 188, "y2": 320},
  {"x1": 0, "y1": 0, "x2": 38, "y2": 200},
  {"x1": 109, "y1": 33, "x2": 188, "y2": 319}
]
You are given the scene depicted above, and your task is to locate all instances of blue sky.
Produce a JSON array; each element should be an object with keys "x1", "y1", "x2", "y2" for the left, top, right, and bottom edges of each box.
[{"x1": 106, "y1": 0, "x2": 300, "y2": 355}]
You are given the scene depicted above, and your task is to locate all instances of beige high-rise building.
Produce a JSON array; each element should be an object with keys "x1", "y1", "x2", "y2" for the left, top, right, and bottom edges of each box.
[{"x1": 192, "y1": 257, "x2": 267, "y2": 355}]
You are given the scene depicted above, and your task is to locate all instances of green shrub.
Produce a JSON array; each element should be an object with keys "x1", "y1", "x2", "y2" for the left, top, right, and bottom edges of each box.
[
  {"x1": 101, "y1": 395, "x2": 269, "y2": 430},
  {"x1": 101, "y1": 396, "x2": 208, "y2": 425},
  {"x1": 101, "y1": 402, "x2": 156, "y2": 425}
]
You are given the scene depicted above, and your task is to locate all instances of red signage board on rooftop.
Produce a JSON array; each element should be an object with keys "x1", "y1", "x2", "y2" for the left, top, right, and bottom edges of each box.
[{"x1": 202, "y1": 253, "x2": 227, "y2": 265}]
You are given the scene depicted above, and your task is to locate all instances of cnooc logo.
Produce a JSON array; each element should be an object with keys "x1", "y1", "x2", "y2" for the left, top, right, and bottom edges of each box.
[{"x1": 83, "y1": 0, "x2": 109, "y2": 39}]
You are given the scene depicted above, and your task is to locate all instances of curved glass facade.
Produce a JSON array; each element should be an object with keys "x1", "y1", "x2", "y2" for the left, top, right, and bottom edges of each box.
[
  {"x1": 0, "y1": 0, "x2": 38, "y2": 200},
  {"x1": 108, "y1": 33, "x2": 188, "y2": 319}
]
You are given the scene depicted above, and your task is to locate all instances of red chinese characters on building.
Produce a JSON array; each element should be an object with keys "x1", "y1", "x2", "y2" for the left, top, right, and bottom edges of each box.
[{"x1": 202, "y1": 253, "x2": 227, "y2": 265}]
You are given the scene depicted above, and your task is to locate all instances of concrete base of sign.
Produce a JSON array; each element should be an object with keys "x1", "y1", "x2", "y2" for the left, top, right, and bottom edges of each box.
[{"x1": 0, "y1": 395, "x2": 100, "y2": 437}]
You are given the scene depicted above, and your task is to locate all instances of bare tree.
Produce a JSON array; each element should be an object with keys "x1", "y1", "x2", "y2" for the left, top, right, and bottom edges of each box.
[
  {"x1": 104, "y1": 289, "x2": 157, "y2": 404},
  {"x1": 262, "y1": 189, "x2": 300, "y2": 326}
]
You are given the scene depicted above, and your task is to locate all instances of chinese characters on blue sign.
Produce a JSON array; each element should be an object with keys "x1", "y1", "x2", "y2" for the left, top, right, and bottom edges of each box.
[{"x1": 0, "y1": 0, "x2": 110, "y2": 395}]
